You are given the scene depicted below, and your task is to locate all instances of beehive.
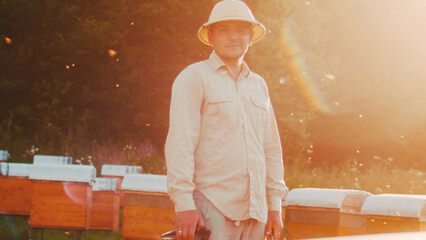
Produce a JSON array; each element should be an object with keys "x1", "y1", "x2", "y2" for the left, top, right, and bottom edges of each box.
[
  {"x1": 33, "y1": 154, "x2": 72, "y2": 165},
  {"x1": 361, "y1": 194, "x2": 426, "y2": 234},
  {"x1": 101, "y1": 164, "x2": 142, "y2": 207},
  {"x1": 286, "y1": 188, "x2": 371, "y2": 239},
  {"x1": 121, "y1": 174, "x2": 174, "y2": 240},
  {"x1": 0, "y1": 162, "x2": 32, "y2": 215},
  {"x1": 87, "y1": 177, "x2": 120, "y2": 231},
  {"x1": 29, "y1": 164, "x2": 96, "y2": 230},
  {"x1": 101, "y1": 164, "x2": 142, "y2": 178}
]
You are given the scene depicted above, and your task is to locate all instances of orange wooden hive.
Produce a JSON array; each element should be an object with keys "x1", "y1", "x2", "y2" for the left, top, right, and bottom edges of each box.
[
  {"x1": 121, "y1": 174, "x2": 174, "y2": 240},
  {"x1": 101, "y1": 164, "x2": 142, "y2": 207},
  {"x1": 286, "y1": 188, "x2": 371, "y2": 240},
  {"x1": 361, "y1": 194, "x2": 426, "y2": 234},
  {"x1": 87, "y1": 177, "x2": 120, "y2": 231},
  {"x1": 29, "y1": 164, "x2": 96, "y2": 230},
  {"x1": 0, "y1": 162, "x2": 32, "y2": 215}
]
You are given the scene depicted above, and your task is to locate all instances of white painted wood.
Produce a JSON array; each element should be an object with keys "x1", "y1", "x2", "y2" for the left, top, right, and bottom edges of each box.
[
  {"x1": 101, "y1": 164, "x2": 142, "y2": 176},
  {"x1": 286, "y1": 188, "x2": 371, "y2": 212},
  {"x1": 361, "y1": 194, "x2": 426, "y2": 221},
  {"x1": 92, "y1": 177, "x2": 120, "y2": 191},
  {"x1": 30, "y1": 164, "x2": 96, "y2": 184},
  {"x1": 121, "y1": 174, "x2": 167, "y2": 193},
  {"x1": 33, "y1": 155, "x2": 72, "y2": 165},
  {"x1": 0, "y1": 162, "x2": 32, "y2": 177},
  {"x1": 0, "y1": 150, "x2": 7, "y2": 160}
]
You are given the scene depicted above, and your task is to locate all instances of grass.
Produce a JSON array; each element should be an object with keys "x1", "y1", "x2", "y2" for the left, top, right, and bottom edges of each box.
[
  {"x1": 285, "y1": 157, "x2": 426, "y2": 195},
  {"x1": 0, "y1": 214, "x2": 123, "y2": 240}
]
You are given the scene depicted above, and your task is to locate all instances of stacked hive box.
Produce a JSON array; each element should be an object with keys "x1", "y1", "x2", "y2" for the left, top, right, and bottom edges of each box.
[
  {"x1": 87, "y1": 177, "x2": 121, "y2": 231},
  {"x1": 361, "y1": 194, "x2": 426, "y2": 234},
  {"x1": 33, "y1": 154, "x2": 72, "y2": 165},
  {"x1": 0, "y1": 162, "x2": 32, "y2": 215},
  {"x1": 101, "y1": 164, "x2": 142, "y2": 207},
  {"x1": 286, "y1": 188, "x2": 371, "y2": 239},
  {"x1": 29, "y1": 164, "x2": 96, "y2": 230},
  {"x1": 121, "y1": 174, "x2": 174, "y2": 240},
  {"x1": 0, "y1": 150, "x2": 7, "y2": 162}
]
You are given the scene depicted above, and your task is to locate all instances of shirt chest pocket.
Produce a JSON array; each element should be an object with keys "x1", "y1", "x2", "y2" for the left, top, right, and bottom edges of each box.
[
  {"x1": 204, "y1": 93, "x2": 237, "y2": 129},
  {"x1": 247, "y1": 93, "x2": 268, "y2": 129}
]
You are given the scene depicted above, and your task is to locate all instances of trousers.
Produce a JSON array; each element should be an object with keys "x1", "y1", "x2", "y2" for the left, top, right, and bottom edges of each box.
[{"x1": 193, "y1": 190, "x2": 265, "y2": 240}]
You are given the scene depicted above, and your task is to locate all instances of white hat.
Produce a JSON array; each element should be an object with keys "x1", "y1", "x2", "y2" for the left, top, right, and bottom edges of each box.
[{"x1": 198, "y1": 0, "x2": 266, "y2": 46}]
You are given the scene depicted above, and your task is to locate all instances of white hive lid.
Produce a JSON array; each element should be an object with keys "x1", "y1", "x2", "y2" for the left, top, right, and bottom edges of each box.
[
  {"x1": 286, "y1": 188, "x2": 371, "y2": 211},
  {"x1": 0, "y1": 150, "x2": 8, "y2": 160},
  {"x1": 92, "y1": 177, "x2": 120, "y2": 191},
  {"x1": 33, "y1": 155, "x2": 72, "y2": 165},
  {"x1": 0, "y1": 163, "x2": 32, "y2": 177},
  {"x1": 361, "y1": 194, "x2": 426, "y2": 221},
  {"x1": 30, "y1": 164, "x2": 96, "y2": 184},
  {"x1": 101, "y1": 164, "x2": 142, "y2": 176},
  {"x1": 121, "y1": 174, "x2": 167, "y2": 193}
]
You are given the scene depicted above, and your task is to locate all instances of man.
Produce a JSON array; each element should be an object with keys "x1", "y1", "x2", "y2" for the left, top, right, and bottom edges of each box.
[{"x1": 165, "y1": 1, "x2": 287, "y2": 239}]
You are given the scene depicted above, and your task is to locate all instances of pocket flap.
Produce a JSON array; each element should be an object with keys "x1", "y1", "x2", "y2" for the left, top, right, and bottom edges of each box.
[{"x1": 249, "y1": 94, "x2": 268, "y2": 110}]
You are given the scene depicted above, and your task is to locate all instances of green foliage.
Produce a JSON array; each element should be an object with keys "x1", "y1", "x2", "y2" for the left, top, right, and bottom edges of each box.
[
  {"x1": 0, "y1": 215, "x2": 29, "y2": 240},
  {"x1": 1, "y1": 0, "x2": 425, "y2": 173},
  {"x1": 0, "y1": 0, "x2": 313, "y2": 170},
  {"x1": 0, "y1": 0, "x2": 212, "y2": 165}
]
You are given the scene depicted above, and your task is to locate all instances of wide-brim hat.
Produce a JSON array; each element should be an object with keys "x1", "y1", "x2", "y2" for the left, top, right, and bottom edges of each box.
[{"x1": 197, "y1": 0, "x2": 266, "y2": 47}]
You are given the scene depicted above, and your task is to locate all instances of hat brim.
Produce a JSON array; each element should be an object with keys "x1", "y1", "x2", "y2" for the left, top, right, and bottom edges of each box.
[{"x1": 197, "y1": 18, "x2": 266, "y2": 47}]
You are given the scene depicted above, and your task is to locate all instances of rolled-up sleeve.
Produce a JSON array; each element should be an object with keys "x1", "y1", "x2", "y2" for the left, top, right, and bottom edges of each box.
[
  {"x1": 165, "y1": 68, "x2": 203, "y2": 212},
  {"x1": 263, "y1": 101, "x2": 288, "y2": 212}
]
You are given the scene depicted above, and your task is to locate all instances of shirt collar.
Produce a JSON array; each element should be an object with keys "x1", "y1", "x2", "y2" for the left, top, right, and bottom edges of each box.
[{"x1": 208, "y1": 51, "x2": 250, "y2": 78}]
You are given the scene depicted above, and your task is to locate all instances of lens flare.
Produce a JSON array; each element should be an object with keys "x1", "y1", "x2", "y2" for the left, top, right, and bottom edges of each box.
[
  {"x1": 4, "y1": 37, "x2": 12, "y2": 44},
  {"x1": 63, "y1": 182, "x2": 86, "y2": 206},
  {"x1": 108, "y1": 49, "x2": 117, "y2": 57},
  {"x1": 280, "y1": 22, "x2": 332, "y2": 113}
]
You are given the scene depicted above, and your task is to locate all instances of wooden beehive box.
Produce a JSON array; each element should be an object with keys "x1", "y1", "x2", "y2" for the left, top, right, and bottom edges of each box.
[
  {"x1": 121, "y1": 174, "x2": 174, "y2": 240},
  {"x1": 33, "y1": 154, "x2": 72, "y2": 165},
  {"x1": 0, "y1": 162, "x2": 32, "y2": 215},
  {"x1": 361, "y1": 194, "x2": 426, "y2": 234},
  {"x1": 0, "y1": 150, "x2": 7, "y2": 162},
  {"x1": 101, "y1": 164, "x2": 142, "y2": 207},
  {"x1": 286, "y1": 188, "x2": 371, "y2": 240},
  {"x1": 29, "y1": 164, "x2": 96, "y2": 230},
  {"x1": 87, "y1": 177, "x2": 120, "y2": 231}
]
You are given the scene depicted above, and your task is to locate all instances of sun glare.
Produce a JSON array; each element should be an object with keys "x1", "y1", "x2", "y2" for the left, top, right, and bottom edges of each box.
[{"x1": 280, "y1": 0, "x2": 426, "y2": 146}]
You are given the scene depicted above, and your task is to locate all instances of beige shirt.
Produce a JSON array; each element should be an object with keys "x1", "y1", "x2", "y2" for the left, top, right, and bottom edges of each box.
[{"x1": 165, "y1": 51, "x2": 287, "y2": 223}]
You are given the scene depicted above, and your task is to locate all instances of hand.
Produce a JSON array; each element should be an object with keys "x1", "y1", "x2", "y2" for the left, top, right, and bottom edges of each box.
[
  {"x1": 175, "y1": 209, "x2": 205, "y2": 240},
  {"x1": 265, "y1": 210, "x2": 283, "y2": 240}
]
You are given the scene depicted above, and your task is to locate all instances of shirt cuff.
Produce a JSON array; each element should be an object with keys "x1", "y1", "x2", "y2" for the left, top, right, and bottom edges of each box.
[
  {"x1": 173, "y1": 193, "x2": 196, "y2": 212},
  {"x1": 268, "y1": 195, "x2": 283, "y2": 212}
]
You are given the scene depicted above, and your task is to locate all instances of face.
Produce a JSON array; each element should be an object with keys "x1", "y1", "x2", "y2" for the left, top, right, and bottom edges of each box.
[{"x1": 208, "y1": 20, "x2": 253, "y2": 63}]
